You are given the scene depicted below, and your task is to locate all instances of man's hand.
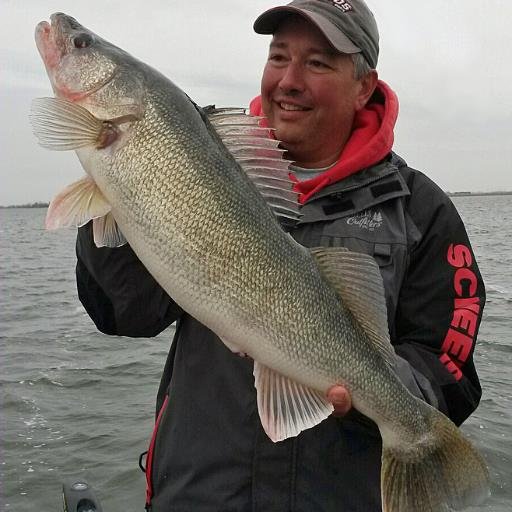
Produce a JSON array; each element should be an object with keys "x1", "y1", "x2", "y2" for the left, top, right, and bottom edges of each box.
[{"x1": 327, "y1": 385, "x2": 352, "y2": 417}]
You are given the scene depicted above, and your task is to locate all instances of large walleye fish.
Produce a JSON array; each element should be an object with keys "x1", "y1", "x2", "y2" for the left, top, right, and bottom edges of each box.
[{"x1": 31, "y1": 13, "x2": 489, "y2": 511}]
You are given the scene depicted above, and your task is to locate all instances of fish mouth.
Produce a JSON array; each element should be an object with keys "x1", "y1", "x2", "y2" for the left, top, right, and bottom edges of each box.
[
  {"x1": 35, "y1": 19, "x2": 58, "y2": 71},
  {"x1": 35, "y1": 13, "x2": 75, "y2": 69}
]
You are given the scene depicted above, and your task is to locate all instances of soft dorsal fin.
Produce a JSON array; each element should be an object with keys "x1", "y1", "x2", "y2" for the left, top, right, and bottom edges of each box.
[
  {"x1": 310, "y1": 247, "x2": 395, "y2": 367},
  {"x1": 205, "y1": 106, "x2": 301, "y2": 222}
]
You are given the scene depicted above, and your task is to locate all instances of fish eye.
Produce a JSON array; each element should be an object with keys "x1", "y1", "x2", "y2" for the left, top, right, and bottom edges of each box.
[{"x1": 73, "y1": 33, "x2": 93, "y2": 49}]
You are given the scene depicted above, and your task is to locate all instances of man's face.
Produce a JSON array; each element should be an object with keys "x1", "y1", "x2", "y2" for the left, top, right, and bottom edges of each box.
[{"x1": 261, "y1": 16, "x2": 366, "y2": 167}]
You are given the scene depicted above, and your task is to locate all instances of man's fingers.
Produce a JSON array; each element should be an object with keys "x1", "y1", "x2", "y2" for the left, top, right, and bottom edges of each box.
[{"x1": 327, "y1": 385, "x2": 352, "y2": 417}]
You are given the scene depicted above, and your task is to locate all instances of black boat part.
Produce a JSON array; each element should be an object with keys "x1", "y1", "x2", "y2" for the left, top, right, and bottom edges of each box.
[{"x1": 62, "y1": 480, "x2": 103, "y2": 512}]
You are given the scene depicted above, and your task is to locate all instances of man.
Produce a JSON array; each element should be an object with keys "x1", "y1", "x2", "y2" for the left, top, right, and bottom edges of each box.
[{"x1": 75, "y1": 1, "x2": 486, "y2": 510}]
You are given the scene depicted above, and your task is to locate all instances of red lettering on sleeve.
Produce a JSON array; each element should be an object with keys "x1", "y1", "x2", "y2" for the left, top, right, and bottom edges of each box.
[
  {"x1": 447, "y1": 244, "x2": 473, "y2": 268},
  {"x1": 442, "y1": 243, "x2": 480, "y2": 378},
  {"x1": 441, "y1": 328, "x2": 473, "y2": 364},
  {"x1": 454, "y1": 268, "x2": 477, "y2": 297},
  {"x1": 440, "y1": 353, "x2": 463, "y2": 381},
  {"x1": 451, "y1": 309, "x2": 478, "y2": 337},
  {"x1": 454, "y1": 297, "x2": 480, "y2": 314}
]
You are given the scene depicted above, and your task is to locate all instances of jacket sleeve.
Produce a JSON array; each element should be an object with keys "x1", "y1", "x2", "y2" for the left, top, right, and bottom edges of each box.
[
  {"x1": 76, "y1": 221, "x2": 183, "y2": 337},
  {"x1": 393, "y1": 172, "x2": 485, "y2": 426}
]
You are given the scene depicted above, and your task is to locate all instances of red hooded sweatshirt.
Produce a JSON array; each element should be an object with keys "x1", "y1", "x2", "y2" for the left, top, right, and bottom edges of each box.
[{"x1": 249, "y1": 80, "x2": 399, "y2": 204}]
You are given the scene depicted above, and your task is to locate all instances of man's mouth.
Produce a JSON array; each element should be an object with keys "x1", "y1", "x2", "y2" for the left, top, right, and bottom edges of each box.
[{"x1": 278, "y1": 102, "x2": 310, "y2": 112}]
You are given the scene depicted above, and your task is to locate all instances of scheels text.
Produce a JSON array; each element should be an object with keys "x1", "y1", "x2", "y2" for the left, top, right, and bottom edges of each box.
[{"x1": 440, "y1": 244, "x2": 481, "y2": 381}]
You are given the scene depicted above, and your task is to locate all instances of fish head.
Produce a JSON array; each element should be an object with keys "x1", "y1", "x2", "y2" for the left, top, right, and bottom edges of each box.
[
  {"x1": 32, "y1": 13, "x2": 155, "y2": 233},
  {"x1": 35, "y1": 13, "x2": 145, "y2": 120}
]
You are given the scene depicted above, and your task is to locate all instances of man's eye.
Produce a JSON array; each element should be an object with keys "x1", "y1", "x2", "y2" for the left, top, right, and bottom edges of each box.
[
  {"x1": 269, "y1": 54, "x2": 285, "y2": 62},
  {"x1": 309, "y1": 59, "x2": 329, "y2": 69}
]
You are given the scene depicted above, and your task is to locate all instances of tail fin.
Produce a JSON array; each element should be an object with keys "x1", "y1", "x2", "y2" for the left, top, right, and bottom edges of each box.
[{"x1": 381, "y1": 408, "x2": 489, "y2": 511}]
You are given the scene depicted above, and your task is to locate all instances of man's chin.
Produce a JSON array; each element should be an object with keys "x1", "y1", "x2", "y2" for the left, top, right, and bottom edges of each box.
[{"x1": 273, "y1": 128, "x2": 302, "y2": 150}]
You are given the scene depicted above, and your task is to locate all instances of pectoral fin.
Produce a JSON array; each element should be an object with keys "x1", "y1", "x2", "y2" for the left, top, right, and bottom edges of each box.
[
  {"x1": 30, "y1": 97, "x2": 138, "y2": 150},
  {"x1": 30, "y1": 97, "x2": 104, "y2": 150},
  {"x1": 254, "y1": 361, "x2": 333, "y2": 442}
]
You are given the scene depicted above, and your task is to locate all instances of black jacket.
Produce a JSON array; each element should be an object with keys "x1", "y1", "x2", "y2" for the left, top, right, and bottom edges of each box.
[{"x1": 76, "y1": 153, "x2": 485, "y2": 512}]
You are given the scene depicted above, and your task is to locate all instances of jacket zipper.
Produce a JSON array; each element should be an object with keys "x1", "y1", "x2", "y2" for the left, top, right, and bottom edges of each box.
[{"x1": 144, "y1": 394, "x2": 169, "y2": 510}]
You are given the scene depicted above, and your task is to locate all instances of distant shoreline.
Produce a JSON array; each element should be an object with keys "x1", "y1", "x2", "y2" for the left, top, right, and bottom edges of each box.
[
  {"x1": 0, "y1": 202, "x2": 49, "y2": 209},
  {"x1": 446, "y1": 191, "x2": 512, "y2": 197},
  {"x1": 1, "y1": 192, "x2": 511, "y2": 208}
]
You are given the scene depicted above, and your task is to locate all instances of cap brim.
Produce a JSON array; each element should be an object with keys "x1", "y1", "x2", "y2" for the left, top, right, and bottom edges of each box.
[{"x1": 253, "y1": 6, "x2": 361, "y2": 55}]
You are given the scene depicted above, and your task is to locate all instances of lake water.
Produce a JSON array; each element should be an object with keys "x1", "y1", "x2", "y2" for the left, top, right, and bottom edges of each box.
[{"x1": 1, "y1": 195, "x2": 511, "y2": 511}]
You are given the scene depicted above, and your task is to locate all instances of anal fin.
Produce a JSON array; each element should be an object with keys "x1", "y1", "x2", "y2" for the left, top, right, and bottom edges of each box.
[{"x1": 254, "y1": 361, "x2": 333, "y2": 442}]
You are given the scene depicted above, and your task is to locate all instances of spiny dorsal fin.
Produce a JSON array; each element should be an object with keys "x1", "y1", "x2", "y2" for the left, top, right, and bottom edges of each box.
[
  {"x1": 253, "y1": 361, "x2": 334, "y2": 442},
  {"x1": 206, "y1": 106, "x2": 301, "y2": 222},
  {"x1": 310, "y1": 247, "x2": 395, "y2": 367}
]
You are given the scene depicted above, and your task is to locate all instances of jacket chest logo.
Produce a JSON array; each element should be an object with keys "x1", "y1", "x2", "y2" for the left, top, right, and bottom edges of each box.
[{"x1": 346, "y1": 209, "x2": 383, "y2": 232}]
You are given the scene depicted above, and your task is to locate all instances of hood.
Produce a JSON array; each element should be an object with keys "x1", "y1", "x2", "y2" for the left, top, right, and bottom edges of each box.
[{"x1": 249, "y1": 80, "x2": 399, "y2": 204}]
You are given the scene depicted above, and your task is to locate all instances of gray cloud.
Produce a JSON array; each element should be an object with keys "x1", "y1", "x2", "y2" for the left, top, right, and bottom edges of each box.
[{"x1": 1, "y1": 0, "x2": 511, "y2": 205}]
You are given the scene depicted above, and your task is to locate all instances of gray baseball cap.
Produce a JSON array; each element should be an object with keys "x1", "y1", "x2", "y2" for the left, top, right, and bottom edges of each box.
[{"x1": 253, "y1": 0, "x2": 379, "y2": 68}]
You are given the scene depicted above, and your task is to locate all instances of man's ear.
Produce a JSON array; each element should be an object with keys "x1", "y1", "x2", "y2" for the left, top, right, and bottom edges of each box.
[{"x1": 355, "y1": 70, "x2": 379, "y2": 111}]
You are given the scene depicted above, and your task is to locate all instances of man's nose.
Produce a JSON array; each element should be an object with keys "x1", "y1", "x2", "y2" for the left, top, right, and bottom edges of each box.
[{"x1": 278, "y1": 62, "x2": 305, "y2": 94}]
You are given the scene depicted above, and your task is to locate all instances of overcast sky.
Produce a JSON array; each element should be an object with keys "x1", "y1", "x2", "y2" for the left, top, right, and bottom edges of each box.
[{"x1": 1, "y1": 0, "x2": 511, "y2": 205}]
